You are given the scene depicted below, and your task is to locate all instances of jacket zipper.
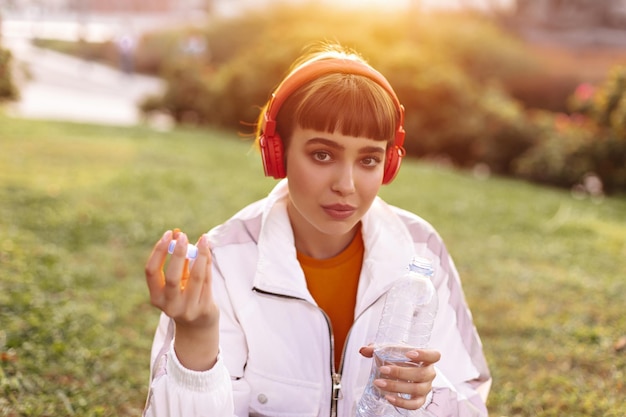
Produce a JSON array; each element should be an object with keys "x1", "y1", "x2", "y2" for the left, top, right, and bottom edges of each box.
[
  {"x1": 253, "y1": 288, "x2": 341, "y2": 416},
  {"x1": 318, "y1": 308, "x2": 341, "y2": 417},
  {"x1": 252, "y1": 288, "x2": 385, "y2": 417},
  {"x1": 330, "y1": 305, "x2": 379, "y2": 416}
]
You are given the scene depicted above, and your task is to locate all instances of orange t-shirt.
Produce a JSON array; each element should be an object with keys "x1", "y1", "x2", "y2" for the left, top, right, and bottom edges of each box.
[{"x1": 297, "y1": 228, "x2": 364, "y2": 367}]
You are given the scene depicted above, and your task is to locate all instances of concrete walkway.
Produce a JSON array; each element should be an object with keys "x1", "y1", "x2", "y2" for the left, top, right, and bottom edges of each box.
[{"x1": 2, "y1": 17, "x2": 169, "y2": 127}]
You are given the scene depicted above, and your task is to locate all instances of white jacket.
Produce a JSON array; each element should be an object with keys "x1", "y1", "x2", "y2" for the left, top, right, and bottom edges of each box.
[{"x1": 144, "y1": 180, "x2": 491, "y2": 417}]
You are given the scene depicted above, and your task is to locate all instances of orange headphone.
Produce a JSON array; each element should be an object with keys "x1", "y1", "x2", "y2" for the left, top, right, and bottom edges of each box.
[{"x1": 258, "y1": 58, "x2": 406, "y2": 184}]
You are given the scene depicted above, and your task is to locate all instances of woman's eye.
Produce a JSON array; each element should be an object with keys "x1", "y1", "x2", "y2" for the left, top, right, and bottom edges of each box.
[
  {"x1": 312, "y1": 151, "x2": 331, "y2": 162},
  {"x1": 362, "y1": 156, "x2": 381, "y2": 167}
]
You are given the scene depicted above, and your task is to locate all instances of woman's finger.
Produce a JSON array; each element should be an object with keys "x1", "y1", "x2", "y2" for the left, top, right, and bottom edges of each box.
[
  {"x1": 184, "y1": 234, "x2": 210, "y2": 305},
  {"x1": 145, "y1": 230, "x2": 172, "y2": 299},
  {"x1": 405, "y1": 349, "x2": 441, "y2": 366},
  {"x1": 379, "y1": 361, "x2": 436, "y2": 388},
  {"x1": 198, "y1": 239, "x2": 215, "y2": 312},
  {"x1": 374, "y1": 378, "x2": 431, "y2": 410},
  {"x1": 163, "y1": 232, "x2": 189, "y2": 300},
  {"x1": 383, "y1": 385, "x2": 430, "y2": 410},
  {"x1": 359, "y1": 345, "x2": 375, "y2": 358}
]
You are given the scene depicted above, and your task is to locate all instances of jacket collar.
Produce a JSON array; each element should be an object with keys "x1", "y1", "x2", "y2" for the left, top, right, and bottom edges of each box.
[
  {"x1": 254, "y1": 180, "x2": 311, "y2": 300},
  {"x1": 253, "y1": 180, "x2": 415, "y2": 312}
]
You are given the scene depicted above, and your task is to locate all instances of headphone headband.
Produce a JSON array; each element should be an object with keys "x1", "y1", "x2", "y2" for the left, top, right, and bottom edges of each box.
[
  {"x1": 262, "y1": 59, "x2": 405, "y2": 143},
  {"x1": 258, "y1": 57, "x2": 406, "y2": 184}
]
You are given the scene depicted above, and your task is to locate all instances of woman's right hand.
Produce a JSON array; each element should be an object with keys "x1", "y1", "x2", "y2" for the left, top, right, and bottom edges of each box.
[{"x1": 145, "y1": 230, "x2": 220, "y2": 371}]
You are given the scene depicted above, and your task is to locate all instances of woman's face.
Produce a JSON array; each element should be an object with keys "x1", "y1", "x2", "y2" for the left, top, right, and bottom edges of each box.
[{"x1": 285, "y1": 126, "x2": 387, "y2": 257}]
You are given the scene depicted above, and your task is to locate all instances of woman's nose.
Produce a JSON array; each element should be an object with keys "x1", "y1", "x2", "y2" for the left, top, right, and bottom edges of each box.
[{"x1": 331, "y1": 164, "x2": 356, "y2": 195}]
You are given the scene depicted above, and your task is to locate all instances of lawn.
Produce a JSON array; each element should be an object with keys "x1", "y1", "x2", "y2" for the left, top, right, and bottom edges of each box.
[{"x1": 1, "y1": 114, "x2": 625, "y2": 416}]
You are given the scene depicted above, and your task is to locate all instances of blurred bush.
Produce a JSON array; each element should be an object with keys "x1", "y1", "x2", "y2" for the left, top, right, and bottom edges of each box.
[
  {"x1": 573, "y1": 66, "x2": 626, "y2": 193},
  {"x1": 31, "y1": 4, "x2": 626, "y2": 193},
  {"x1": 375, "y1": 47, "x2": 538, "y2": 173},
  {"x1": 505, "y1": 71, "x2": 582, "y2": 113},
  {"x1": 139, "y1": 6, "x2": 541, "y2": 176},
  {"x1": 0, "y1": 45, "x2": 19, "y2": 101},
  {"x1": 513, "y1": 112, "x2": 598, "y2": 188},
  {"x1": 141, "y1": 60, "x2": 211, "y2": 124},
  {"x1": 515, "y1": 66, "x2": 626, "y2": 193}
]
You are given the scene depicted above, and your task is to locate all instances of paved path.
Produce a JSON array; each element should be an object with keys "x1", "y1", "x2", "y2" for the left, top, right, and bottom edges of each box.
[{"x1": 2, "y1": 17, "x2": 168, "y2": 126}]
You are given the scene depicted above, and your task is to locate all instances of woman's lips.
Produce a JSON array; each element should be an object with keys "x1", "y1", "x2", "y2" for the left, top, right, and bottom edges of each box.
[{"x1": 322, "y1": 204, "x2": 357, "y2": 220}]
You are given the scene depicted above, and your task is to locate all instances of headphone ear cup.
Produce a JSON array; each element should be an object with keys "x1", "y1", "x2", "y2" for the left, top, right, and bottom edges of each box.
[
  {"x1": 382, "y1": 145, "x2": 403, "y2": 185},
  {"x1": 259, "y1": 133, "x2": 286, "y2": 179}
]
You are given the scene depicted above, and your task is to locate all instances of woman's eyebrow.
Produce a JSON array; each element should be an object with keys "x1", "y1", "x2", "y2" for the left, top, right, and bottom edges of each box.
[
  {"x1": 306, "y1": 137, "x2": 344, "y2": 149},
  {"x1": 359, "y1": 145, "x2": 386, "y2": 155},
  {"x1": 306, "y1": 138, "x2": 386, "y2": 154}
]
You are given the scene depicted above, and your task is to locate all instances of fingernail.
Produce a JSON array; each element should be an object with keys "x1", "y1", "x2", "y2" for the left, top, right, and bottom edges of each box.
[
  {"x1": 373, "y1": 379, "x2": 387, "y2": 388},
  {"x1": 406, "y1": 351, "x2": 419, "y2": 359},
  {"x1": 161, "y1": 230, "x2": 172, "y2": 242},
  {"x1": 198, "y1": 233, "x2": 209, "y2": 248},
  {"x1": 385, "y1": 395, "x2": 397, "y2": 404},
  {"x1": 379, "y1": 366, "x2": 391, "y2": 375},
  {"x1": 179, "y1": 233, "x2": 188, "y2": 245}
]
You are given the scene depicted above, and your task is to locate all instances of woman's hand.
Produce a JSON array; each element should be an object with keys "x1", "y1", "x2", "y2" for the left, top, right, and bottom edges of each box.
[
  {"x1": 359, "y1": 346, "x2": 441, "y2": 410},
  {"x1": 145, "y1": 230, "x2": 220, "y2": 371}
]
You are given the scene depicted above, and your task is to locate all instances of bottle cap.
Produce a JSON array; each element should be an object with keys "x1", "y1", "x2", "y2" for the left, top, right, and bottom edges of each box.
[{"x1": 167, "y1": 240, "x2": 199, "y2": 260}]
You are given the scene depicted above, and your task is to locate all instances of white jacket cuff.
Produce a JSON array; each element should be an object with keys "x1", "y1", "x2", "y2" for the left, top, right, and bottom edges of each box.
[{"x1": 166, "y1": 340, "x2": 229, "y2": 392}]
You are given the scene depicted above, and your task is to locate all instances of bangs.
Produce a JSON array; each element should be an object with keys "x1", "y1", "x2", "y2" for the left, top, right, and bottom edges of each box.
[{"x1": 277, "y1": 73, "x2": 399, "y2": 144}]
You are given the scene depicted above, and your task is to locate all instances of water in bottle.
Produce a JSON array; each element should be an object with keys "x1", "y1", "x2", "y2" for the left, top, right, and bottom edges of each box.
[{"x1": 356, "y1": 257, "x2": 438, "y2": 417}]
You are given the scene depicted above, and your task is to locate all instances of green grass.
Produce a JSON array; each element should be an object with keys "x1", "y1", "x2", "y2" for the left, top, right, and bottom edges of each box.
[{"x1": 1, "y1": 114, "x2": 625, "y2": 416}]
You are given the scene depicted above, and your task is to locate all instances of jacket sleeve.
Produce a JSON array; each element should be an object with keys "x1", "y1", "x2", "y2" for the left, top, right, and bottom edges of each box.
[
  {"x1": 142, "y1": 313, "x2": 235, "y2": 417},
  {"x1": 423, "y1": 237, "x2": 492, "y2": 416}
]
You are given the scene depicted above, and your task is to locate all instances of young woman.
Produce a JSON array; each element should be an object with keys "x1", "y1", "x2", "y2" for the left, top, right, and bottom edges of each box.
[{"x1": 143, "y1": 43, "x2": 491, "y2": 416}]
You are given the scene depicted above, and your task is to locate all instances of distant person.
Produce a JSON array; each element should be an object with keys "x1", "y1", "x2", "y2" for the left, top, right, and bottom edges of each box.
[
  {"x1": 116, "y1": 33, "x2": 136, "y2": 74},
  {"x1": 143, "y1": 42, "x2": 491, "y2": 416}
]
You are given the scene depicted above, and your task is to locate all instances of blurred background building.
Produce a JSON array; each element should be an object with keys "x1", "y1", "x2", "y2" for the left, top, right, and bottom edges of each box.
[
  {"x1": 3, "y1": 0, "x2": 626, "y2": 30},
  {"x1": 1, "y1": 0, "x2": 205, "y2": 13}
]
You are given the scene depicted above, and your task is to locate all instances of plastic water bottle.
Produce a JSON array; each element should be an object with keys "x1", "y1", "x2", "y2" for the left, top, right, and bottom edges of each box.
[{"x1": 356, "y1": 257, "x2": 438, "y2": 417}]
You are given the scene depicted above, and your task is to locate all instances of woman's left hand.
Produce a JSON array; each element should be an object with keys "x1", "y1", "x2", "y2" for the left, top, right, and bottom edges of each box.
[{"x1": 359, "y1": 346, "x2": 441, "y2": 410}]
